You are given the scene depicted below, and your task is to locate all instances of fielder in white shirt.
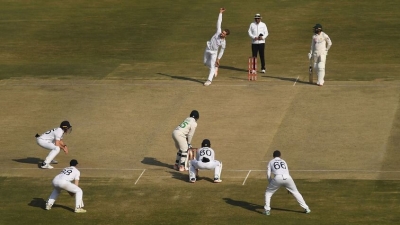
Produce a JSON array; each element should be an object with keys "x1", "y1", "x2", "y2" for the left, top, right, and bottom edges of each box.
[
  {"x1": 264, "y1": 150, "x2": 311, "y2": 216},
  {"x1": 35, "y1": 121, "x2": 72, "y2": 169},
  {"x1": 188, "y1": 139, "x2": 222, "y2": 183},
  {"x1": 45, "y1": 159, "x2": 87, "y2": 213},
  {"x1": 203, "y1": 8, "x2": 230, "y2": 86},
  {"x1": 309, "y1": 23, "x2": 332, "y2": 86},
  {"x1": 248, "y1": 13, "x2": 269, "y2": 73},
  {"x1": 172, "y1": 110, "x2": 199, "y2": 171}
]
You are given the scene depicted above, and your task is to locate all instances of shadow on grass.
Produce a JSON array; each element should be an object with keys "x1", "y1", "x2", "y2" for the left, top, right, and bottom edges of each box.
[
  {"x1": 261, "y1": 75, "x2": 314, "y2": 85},
  {"x1": 13, "y1": 157, "x2": 43, "y2": 168},
  {"x1": 12, "y1": 157, "x2": 41, "y2": 164},
  {"x1": 156, "y1": 73, "x2": 203, "y2": 84},
  {"x1": 141, "y1": 157, "x2": 172, "y2": 169},
  {"x1": 223, "y1": 198, "x2": 264, "y2": 214},
  {"x1": 271, "y1": 207, "x2": 306, "y2": 214},
  {"x1": 219, "y1": 65, "x2": 248, "y2": 73},
  {"x1": 28, "y1": 198, "x2": 74, "y2": 212}
]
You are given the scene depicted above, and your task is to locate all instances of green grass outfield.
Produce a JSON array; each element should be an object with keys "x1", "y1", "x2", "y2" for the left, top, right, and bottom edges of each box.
[
  {"x1": 0, "y1": 0, "x2": 399, "y2": 81},
  {"x1": 1, "y1": 1, "x2": 400, "y2": 225},
  {"x1": 2, "y1": 177, "x2": 400, "y2": 225}
]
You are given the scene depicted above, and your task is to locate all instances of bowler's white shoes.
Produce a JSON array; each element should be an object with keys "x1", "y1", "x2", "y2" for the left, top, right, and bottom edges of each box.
[{"x1": 204, "y1": 80, "x2": 212, "y2": 86}]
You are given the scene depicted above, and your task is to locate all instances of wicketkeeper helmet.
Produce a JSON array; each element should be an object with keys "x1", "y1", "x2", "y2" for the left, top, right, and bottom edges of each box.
[{"x1": 201, "y1": 139, "x2": 211, "y2": 147}]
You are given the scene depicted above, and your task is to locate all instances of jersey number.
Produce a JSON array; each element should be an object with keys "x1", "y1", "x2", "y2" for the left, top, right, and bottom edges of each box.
[
  {"x1": 273, "y1": 162, "x2": 287, "y2": 170},
  {"x1": 62, "y1": 169, "x2": 73, "y2": 175},
  {"x1": 179, "y1": 121, "x2": 189, "y2": 128},
  {"x1": 199, "y1": 149, "x2": 212, "y2": 156}
]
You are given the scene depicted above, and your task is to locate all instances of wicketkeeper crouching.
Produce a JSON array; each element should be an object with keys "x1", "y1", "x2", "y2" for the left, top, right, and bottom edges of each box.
[{"x1": 188, "y1": 139, "x2": 222, "y2": 183}]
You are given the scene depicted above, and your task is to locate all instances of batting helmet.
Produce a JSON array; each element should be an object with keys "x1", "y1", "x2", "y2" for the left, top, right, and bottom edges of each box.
[
  {"x1": 190, "y1": 110, "x2": 199, "y2": 120},
  {"x1": 201, "y1": 139, "x2": 211, "y2": 147}
]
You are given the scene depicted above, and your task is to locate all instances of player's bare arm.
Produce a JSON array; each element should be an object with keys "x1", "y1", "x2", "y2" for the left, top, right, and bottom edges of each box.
[
  {"x1": 56, "y1": 140, "x2": 68, "y2": 154},
  {"x1": 220, "y1": 8, "x2": 225, "y2": 13}
]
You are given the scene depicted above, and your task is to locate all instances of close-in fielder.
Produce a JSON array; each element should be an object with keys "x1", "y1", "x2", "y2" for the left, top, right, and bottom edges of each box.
[
  {"x1": 45, "y1": 159, "x2": 87, "y2": 213},
  {"x1": 172, "y1": 110, "x2": 199, "y2": 171},
  {"x1": 35, "y1": 121, "x2": 72, "y2": 169},
  {"x1": 264, "y1": 150, "x2": 311, "y2": 215},
  {"x1": 188, "y1": 139, "x2": 222, "y2": 183},
  {"x1": 203, "y1": 8, "x2": 230, "y2": 86},
  {"x1": 309, "y1": 23, "x2": 332, "y2": 86}
]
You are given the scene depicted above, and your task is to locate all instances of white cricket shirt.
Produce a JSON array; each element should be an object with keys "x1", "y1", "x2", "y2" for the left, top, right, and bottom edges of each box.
[
  {"x1": 174, "y1": 117, "x2": 197, "y2": 144},
  {"x1": 54, "y1": 166, "x2": 80, "y2": 182},
  {"x1": 267, "y1": 157, "x2": 290, "y2": 178},
  {"x1": 196, "y1": 147, "x2": 215, "y2": 162},
  {"x1": 38, "y1": 127, "x2": 64, "y2": 142},
  {"x1": 311, "y1": 31, "x2": 332, "y2": 52}
]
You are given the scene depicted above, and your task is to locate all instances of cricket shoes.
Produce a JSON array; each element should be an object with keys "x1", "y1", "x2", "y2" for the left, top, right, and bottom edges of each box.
[
  {"x1": 214, "y1": 67, "x2": 219, "y2": 77},
  {"x1": 261, "y1": 69, "x2": 266, "y2": 73},
  {"x1": 41, "y1": 163, "x2": 54, "y2": 169},
  {"x1": 213, "y1": 178, "x2": 222, "y2": 183},
  {"x1": 204, "y1": 80, "x2": 212, "y2": 86},
  {"x1": 74, "y1": 208, "x2": 87, "y2": 213},
  {"x1": 264, "y1": 210, "x2": 270, "y2": 216},
  {"x1": 189, "y1": 178, "x2": 196, "y2": 183},
  {"x1": 305, "y1": 208, "x2": 311, "y2": 214},
  {"x1": 45, "y1": 202, "x2": 52, "y2": 210}
]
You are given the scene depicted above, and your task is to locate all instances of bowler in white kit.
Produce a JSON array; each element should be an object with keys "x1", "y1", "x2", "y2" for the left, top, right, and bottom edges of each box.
[
  {"x1": 264, "y1": 150, "x2": 311, "y2": 215},
  {"x1": 45, "y1": 159, "x2": 87, "y2": 213},
  {"x1": 203, "y1": 8, "x2": 230, "y2": 86}
]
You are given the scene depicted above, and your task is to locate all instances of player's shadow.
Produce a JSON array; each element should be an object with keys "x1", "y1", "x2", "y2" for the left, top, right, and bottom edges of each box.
[
  {"x1": 27, "y1": 198, "x2": 74, "y2": 212},
  {"x1": 219, "y1": 65, "x2": 248, "y2": 73},
  {"x1": 271, "y1": 207, "x2": 306, "y2": 214},
  {"x1": 223, "y1": 198, "x2": 264, "y2": 214},
  {"x1": 156, "y1": 73, "x2": 203, "y2": 84},
  {"x1": 141, "y1": 157, "x2": 172, "y2": 169},
  {"x1": 262, "y1": 75, "x2": 312, "y2": 85},
  {"x1": 13, "y1": 157, "x2": 41, "y2": 164},
  {"x1": 13, "y1": 157, "x2": 43, "y2": 168}
]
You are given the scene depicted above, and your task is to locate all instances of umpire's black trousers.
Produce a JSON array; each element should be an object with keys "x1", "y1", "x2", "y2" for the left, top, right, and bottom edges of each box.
[{"x1": 251, "y1": 43, "x2": 266, "y2": 70}]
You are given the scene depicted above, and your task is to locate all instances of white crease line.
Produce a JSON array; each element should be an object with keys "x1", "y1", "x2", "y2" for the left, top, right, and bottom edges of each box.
[
  {"x1": 293, "y1": 76, "x2": 299, "y2": 86},
  {"x1": 242, "y1": 170, "x2": 251, "y2": 186},
  {"x1": 135, "y1": 169, "x2": 146, "y2": 185}
]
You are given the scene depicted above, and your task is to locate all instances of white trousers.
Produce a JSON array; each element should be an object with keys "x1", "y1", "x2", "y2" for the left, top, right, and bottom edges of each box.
[
  {"x1": 47, "y1": 178, "x2": 84, "y2": 209},
  {"x1": 203, "y1": 48, "x2": 218, "y2": 82},
  {"x1": 36, "y1": 138, "x2": 60, "y2": 164},
  {"x1": 172, "y1": 130, "x2": 188, "y2": 166},
  {"x1": 189, "y1": 159, "x2": 222, "y2": 180},
  {"x1": 312, "y1": 51, "x2": 327, "y2": 85},
  {"x1": 264, "y1": 174, "x2": 309, "y2": 211}
]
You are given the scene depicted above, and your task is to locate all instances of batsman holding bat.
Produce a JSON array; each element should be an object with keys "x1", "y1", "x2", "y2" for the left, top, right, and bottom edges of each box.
[
  {"x1": 45, "y1": 159, "x2": 86, "y2": 213},
  {"x1": 172, "y1": 110, "x2": 199, "y2": 171},
  {"x1": 308, "y1": 23, "x2": 332, "y2": 86}
]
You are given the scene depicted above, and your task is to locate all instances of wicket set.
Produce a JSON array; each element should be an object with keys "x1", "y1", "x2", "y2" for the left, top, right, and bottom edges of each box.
[{"x1": 248, "y1": 57, "x2": 257, "y2": 81}]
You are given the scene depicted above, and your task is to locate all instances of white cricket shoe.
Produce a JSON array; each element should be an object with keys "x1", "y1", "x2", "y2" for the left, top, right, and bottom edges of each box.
[
  {"x1": 261, "y1": 69, "x2": 266, "y2": 73},
  {"x1": 204, "y1": 80, "x2": 212, "y2": 86},
  {"x1": 264, "y1": 210, "x2": 270, "y2": 215},
  {"x1": 189, "y1": 178, "x2": 196, "y2": 183},
  {"x1": 41, "y1": 163, "x2": 53, "y2": 169},
  {"x1": 75, "y1": 208, "x2": 87, "y2": 213},
  {"x1": 305, "y1": 208, "x2": 311, "y2": 214},
  {"x1": 214, "y1": 178, "x2": 222, "y2": 183},
  {"x1": 45, "y1": 202, "x2": 52, "y2": 210}
]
